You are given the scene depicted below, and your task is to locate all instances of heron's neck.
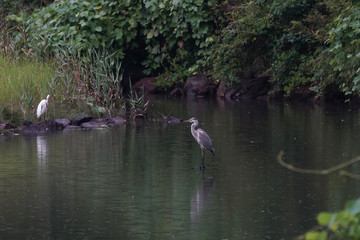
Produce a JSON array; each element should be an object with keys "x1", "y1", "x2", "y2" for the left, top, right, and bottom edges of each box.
[
  {"x1": 190, "y1": 122, "x2": 196, "y2": 138},
  {"x1": 191, "y1": 121, "x2": 199, "y2": 135}
]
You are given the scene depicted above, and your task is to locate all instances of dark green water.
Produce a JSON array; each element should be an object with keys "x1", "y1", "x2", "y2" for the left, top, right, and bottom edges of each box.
[{"x1": 1, "y1": 97, "x2": 360, "y2": 239}]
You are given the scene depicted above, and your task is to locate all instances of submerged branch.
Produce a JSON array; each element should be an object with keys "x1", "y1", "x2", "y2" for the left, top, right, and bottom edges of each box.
[
  {"x1": 277, "y1": 151, "x2": 360, "y2": 178},
  {"x1": 339, "y1": 170, "x2": 360, "y2": 180}
]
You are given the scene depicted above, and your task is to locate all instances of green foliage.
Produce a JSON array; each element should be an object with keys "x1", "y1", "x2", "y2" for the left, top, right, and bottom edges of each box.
[
  {"x1": 138, "y1": 0, "x2": 217, "y2": 74},
  {"x1": 7, "y1": 0, "x2": 218, "y2": 81},
  {"x1": 210, "y1": 0, "x2": 348, "y2": 97},
  {"x1": 0, "y1": 105, "x2": 23, "y2": 127},
  {"x1": 7, "y1": 0, "x2": 138, "y2": 59},
  {"x1": 210, "y1": 1, "x2": 269, "y2": 87},
  {"x1": 306, "y1": 198, "x2": 360, "y2": 240},
  {"x1": 0, "y1": 53, "x2": 56, "y2": 121},
  {"x1": 325, "y1": 4, "x2": 360, "y2": 96},
  {"x1": 155, "y1": 48, "x2": 191, "y2": 89},
  {"x1": 127, "y1": 88, "x2": 148, "y2": 116},
  {"x1": 81, "y1": 48, "x2": 124, "y2": 117},
  {"x1": 4, "y1": 0, "x2": 360, "y2": 101},
  {"x1": 48, "y1": 47, "x2": 125, "y2": 119}
]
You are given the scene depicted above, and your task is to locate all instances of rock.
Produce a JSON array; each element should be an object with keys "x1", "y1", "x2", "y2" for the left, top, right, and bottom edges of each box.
[
  {"x1": 225, "y1": 88, "x2": 238, "y2": 101},
  {"x1": 81, "y1": 117, "x2": 126, "y2": 129},
  {"x1": 23, "y1": 120, "x2": 32, "y2": 128},
  {"x1": 133, "y1": 109, "x2": 147, "y2": 119},
  {"x1": 71, "y1": 114, "x2": 93, "y2": 126},
  {"x1": 4, "y1": 131, "x2": 18, "y2": 137},
  {"x1": 22, "y1": 119, "x2": 66, "y2": 134},
  {"x1": 216, "y1": 80, "x2": 226, "y2": 98},
  {"x1": 132, "y1": 77, "x2": 158, "y2": 94},
  {"x1": 239, "y1": 75, "x2": 270, "y2": 100},
  {"x1": 221, "y1": 75, "x2": 271, "y2": 101},
  {"x1": 170, "y1": 87, "x2": 184, "y2": 97},
  {"x1": 154, "y1": 115, "x2": 182, "y2": 124},
  {"x1": 107, "y1": 117, "x2": 126, "y2": 127},
  {"x1": 184, "y1": 74, "x2": 214, "y2": 97},
  {"x1": 165, "y1": 116, "x2": 181, "y2": 123},
  {"x1": 81, "y1": 119, "x2": 108, "y2": 129},
  {"x1": 0, "y1": 123, "x2": 15, "y2": 131},
  {"x1": 64, "y1": 125, "x2": 82, "y2": 131},
  {"x1": 55, "y1": 118, "x2": 71, "y2": 128},
  {"x1": 286, "y1": 84, "x2": 316, "y2": 103},
  {"x1": 20, "y1": 115, "x2": 125, "y2": 134}
]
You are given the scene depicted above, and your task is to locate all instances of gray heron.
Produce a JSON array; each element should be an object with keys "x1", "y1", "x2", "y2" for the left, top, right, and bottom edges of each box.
[{"x1": 184, "y1": 117, "x2": 215, "y2": 170}]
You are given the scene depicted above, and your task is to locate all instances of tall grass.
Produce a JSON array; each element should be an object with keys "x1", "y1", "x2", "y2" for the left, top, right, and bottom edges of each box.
[
  {"x1": 0, "y1": 48, "x2": 146, "y2": 126},
  {"x1": 0, "y1": 54, "x2": 55, "y2": 123}
]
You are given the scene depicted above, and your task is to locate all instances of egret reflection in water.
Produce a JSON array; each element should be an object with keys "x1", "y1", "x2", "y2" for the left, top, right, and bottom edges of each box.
[{"x1": 36, "y1": 135, "x2": 48, "y2": 165}]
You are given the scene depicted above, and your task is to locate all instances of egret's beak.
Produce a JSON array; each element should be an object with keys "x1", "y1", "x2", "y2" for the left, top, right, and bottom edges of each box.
[{"x1": 183, "y1": 119, "x2": 191, "y2": 123}]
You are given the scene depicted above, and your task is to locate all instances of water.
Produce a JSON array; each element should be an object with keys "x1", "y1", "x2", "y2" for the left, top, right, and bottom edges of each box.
[{"x1": 1, "y1": 97, "x2": 360, "y2": 239}]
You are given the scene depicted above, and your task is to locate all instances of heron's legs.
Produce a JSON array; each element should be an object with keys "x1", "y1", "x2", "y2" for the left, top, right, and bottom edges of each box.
[{"x1": 198, "y1": 147, "x2": 205, "y2": 170}]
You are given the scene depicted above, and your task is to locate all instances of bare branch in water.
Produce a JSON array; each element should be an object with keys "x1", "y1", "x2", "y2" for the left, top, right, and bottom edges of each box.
[{"x1": 277, "y1": 150, "x2": 360, "y2": 179}]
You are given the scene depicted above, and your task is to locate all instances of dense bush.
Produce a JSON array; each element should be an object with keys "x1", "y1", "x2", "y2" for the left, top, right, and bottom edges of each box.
[
  {"x1": 325, "y1": 4, "x2": 360, "y2": 96},
  {"x1": 3, "y1": 0, "x2": 360, "y2": 100},
  {"x1": 210, "y1": 0, "x2": 349, "y2": 97},
  {"x1": 7, "y1": 0, "x2": 218, "y2": 85}
]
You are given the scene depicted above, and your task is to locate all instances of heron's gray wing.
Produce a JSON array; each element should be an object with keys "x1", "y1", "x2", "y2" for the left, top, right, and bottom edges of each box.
[{"x1": 197, "y1": 129, "x2": 215, "y2": 156}]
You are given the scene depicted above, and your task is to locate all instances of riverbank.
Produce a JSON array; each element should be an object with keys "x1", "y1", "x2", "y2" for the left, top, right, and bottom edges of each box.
[{"x1": 132, "y1": 73, "x2": 358, "y2": 105}]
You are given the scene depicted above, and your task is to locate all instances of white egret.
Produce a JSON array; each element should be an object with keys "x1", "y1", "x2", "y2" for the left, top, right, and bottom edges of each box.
[
  {"x1": 36, "y1": 95, "x2": 50, "y2": 119},
  {"x1": 184, "y1": 117, "x2": 215, "y2": 170}
]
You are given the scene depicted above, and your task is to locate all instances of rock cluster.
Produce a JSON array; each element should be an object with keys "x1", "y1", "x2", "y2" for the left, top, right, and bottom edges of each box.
[
  {"x1": 132, "y1": 73, "x2": 275, "y2": 101},
  {"x1": 1, "y1": 114, "x2": 183, "y2": 136},
  {"x1": 1, "y1": 114, "x2": 126, "y2": 136}
]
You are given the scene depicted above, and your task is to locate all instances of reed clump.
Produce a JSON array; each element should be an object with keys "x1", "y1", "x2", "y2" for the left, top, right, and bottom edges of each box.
[
  {"x1": 0, "y1": 48, "x2": 145, "y2": 126},
  {"x1": 0, "y1": 54, "x2": 55, "y2": 123}
]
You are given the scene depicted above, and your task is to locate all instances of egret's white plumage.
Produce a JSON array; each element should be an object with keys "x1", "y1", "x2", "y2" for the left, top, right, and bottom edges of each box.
[
  {"x1": 37, "y1": 95, "x2": 50, "y2": 119},
  {"x1": 185, "y1": 117, "x2": 215, "y2": 170}
]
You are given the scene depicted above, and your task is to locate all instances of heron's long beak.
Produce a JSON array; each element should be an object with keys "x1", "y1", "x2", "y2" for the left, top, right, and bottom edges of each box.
[{"x1": 183, "y1": 119, "x2": 191, "y2": 123}]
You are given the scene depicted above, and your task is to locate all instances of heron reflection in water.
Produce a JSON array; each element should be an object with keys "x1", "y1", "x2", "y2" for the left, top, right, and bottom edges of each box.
[{"x1": 184, "y1": 117, "x2": 215, "y2": 170}]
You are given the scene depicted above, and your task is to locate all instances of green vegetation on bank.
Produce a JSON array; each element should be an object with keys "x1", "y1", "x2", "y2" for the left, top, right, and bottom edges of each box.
[
  {"x1": 5, "y1": 0, "x2": 217, "y2": 79},
  {"x1": 4, "y1": 0, "x2": 360, "y2": 99},
  {"x1": 209, "y1": 0, "x2": 348, "y2": 97},
  {"x1": 0, "y1": 48, "x2": 144, "y2": 125},
  {"x1": 0, "y1": 54, "x2": 55, "y2": 124},
  {"x1": 2, "y1": 0, "x2": 360, "y2": 123}
]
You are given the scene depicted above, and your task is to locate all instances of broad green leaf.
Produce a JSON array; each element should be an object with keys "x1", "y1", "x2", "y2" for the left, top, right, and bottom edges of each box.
[
  {"x1": 80, "y1": 11, "x2": 88, "y2": 17},
  {"x1": 317, "y1": 213, "x2": 333, "y2": 225},
  {"x1": 115, "y1": 29, "x2": 123, "y2": 40},
  {"x1": 353, "y1": 75, "x2": 360, "y2": 85},
  {"x1": 345, "y1": 198, "x2": 360, "y2": 215},
  {"x1": 80, "y1": 20, "x2": 87, "y2": 27},
  {"x1": 305, "y1": 231, "x2": 327, "y2": 240},
  {"x1": 146, "y1": 29, "x2": 159, "y2": 39},
  {"x1": 95, "y1": 106, "x2": 106, "y2": 113}
]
